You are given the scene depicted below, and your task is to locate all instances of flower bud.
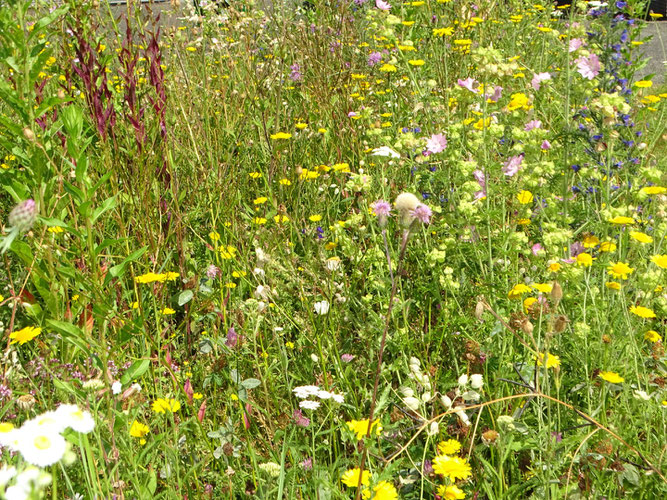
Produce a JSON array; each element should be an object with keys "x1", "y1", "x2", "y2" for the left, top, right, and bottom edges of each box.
[
  {"x1": 551, "y1": 281, "x2": 563, "y2": 304},
  {"x1": 23, "y1": 127, "x2": 36, "y2": 142},
  {"x1": 403, "y1": 396, "x2": 420, "y2": 411},
  {"x1": 8, "y1": 199, "x2": 36, "y2": 232}
]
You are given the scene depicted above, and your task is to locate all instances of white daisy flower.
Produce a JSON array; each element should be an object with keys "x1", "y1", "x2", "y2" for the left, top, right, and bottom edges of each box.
[
  {"x1": 17, "y1": 428, "x2": 67, "y2": 467},
  {"x1": 23, "y1": 411, "x2": 66, "y2": 434},
  {"x1": 55, "y1": 404, "x2": 95, "y2": 434},
  {"x1": 0, "y1": 465, "x2": 17, "y2": 488},
  {"x1": 0, "y1": 423, "x2": 20, "y2": 451}
]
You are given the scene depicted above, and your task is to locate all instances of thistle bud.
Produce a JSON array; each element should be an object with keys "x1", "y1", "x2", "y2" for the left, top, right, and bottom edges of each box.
[
  {"x1": 521, "y1": 319, "x2": 534, "y2": 335},
  {"x1": 553, "y1": 314, "x2": 569, "y2": 334},
  {"x1": 481, "y1": 429, "x2": 499, "y2": 446},
  {"x1": 17, "y1": 393, "x2": 36, "y2": 411},
  {"x1": 57, "y1": 88, "x2": 66, "y2": 100},
  {"x1": 23, "y1": 127, "x2": 36, "y2": 142},
  {"x1": 8, "y1": 199, "x2": 36, "y2": 232}
]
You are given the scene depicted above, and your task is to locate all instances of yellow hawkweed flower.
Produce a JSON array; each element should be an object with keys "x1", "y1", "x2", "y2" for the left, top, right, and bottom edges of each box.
[
  {"x1": 598, "y1": 371, "x2": 624, "y2": 384},
  {"x1": 9, "y1": 326, "x2": 42, "y2": 345}
]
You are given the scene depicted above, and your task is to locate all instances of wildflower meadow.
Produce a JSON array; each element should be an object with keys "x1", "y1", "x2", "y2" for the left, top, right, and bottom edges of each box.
[{"x1": 0, "y1": 0, "x2": 666, "y2": 498}]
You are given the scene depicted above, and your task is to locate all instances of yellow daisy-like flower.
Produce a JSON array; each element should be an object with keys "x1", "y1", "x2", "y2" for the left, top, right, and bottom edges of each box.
[
  {"x1": 607, "y1": 262, "x2": 634, "y2": 280},
  {"x1": 650, "y1": 255, "x2": 667, "y2": 269},
  {"x1": 437, "y1": 439, "x2": 462, "y2": 455},
  {"x1": 629, "y1": 231, "x2": 653, "y2": 244},
  {"x1": 253, "y1": 197, "x2": 268, "y2": 205},
  {"x1": 517, "y1": 190, "x2": 533, "y2": 204},
  {"x1": 599, "y1": 241, "x2": 617, "y2": 252},
  {"x1": 634, "y1": 80, "x2": 653, "y2": 88},
  {"x1": 630, "y1": 306, "x2": 656, "y2": 319},
  {"x1": 340, "y1": 467, "x2": 371, "y2": 488},
  {"x1": 523, "y1": 297, "x2": 538, "y2": 313},
  {"x1": 608, "y1": 216, "x2": 635, "y2": 225},
  {"x1": 644, "y1": 330, "x2": 662, "y2": 343},
  {"x1": 548, "y1": 261, "x2": 562, "y2": 272},
  {"x1": 253, "y1": 217, "x2": 267, "y2": 225},
  {"x1": 161, "y1": 307, "x2": 176, "y2": 315},
  {"x1": 274, "y1": 215, "x2": 290, "y2": 224},
  {"x1": 508, "y1": 283, "x2": 531, "y2": 299},
  {"x1": 279, "y1": 178, "x2": 292, "y2": 186},
  {"x1": 640, "y1": 186, "x2": 666, "y2": 195},
  {"x1": 380, "y1": 63, "x2": 397, "y2": 72},
  {"x1": 433, "y1": 27, "x2": 455, "y2": 36},
  {"x1": 536, "y1": 352, "x2": 560, "y2": 369},
  {"x1": 309, "y1": 215, "x2": 322, "y2": 222},
  {"x1": 9, "y1": 326, "x2": 42, "y2": 345},
  {"x1": 129, "y1": 420, "x2": 149, "y2": 438},
  {"x1": 432, "y1": 455, "x2": 472, "y2": 481},
  {"x1": 582, "y1": 234, "x2": 600, "y2": 248},
  {"x1": 270, "y1": 132, "x2": 292, "y2": 140},
  {"x1": 576, "y1": 253, "x2": 594, "y2": 267},
  {"x1": 372, "y1": 480, "x2": 398, "y2": 500},
  {"x1": 598, "y1": 371, "x2": 624, "y2": 384},
  {"x1": 152, "y1": 398, "x2": 181, "y2": 413},
  {"x1": 408, "y1": 59, "x2": 425, "y2": 66},
  {"x1": 346, "y1": 419, "x2": 382, "y2": 440},
  {"x1": 437, "y1": 484, "x2": 466, "y2": 500},
  {"x1": 605, "y1": 281, "x2": 621, "y2": 290},
  {"x1": 209, "y1": 231, "x2": 220, "y2": 241},
  {"x1": 531, "y1": 283, "x2": 553, "y2": 294}
]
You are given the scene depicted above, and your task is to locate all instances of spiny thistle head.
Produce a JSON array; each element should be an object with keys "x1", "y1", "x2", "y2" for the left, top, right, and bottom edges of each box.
[{"x1": 8, "y1": 199, "x2": 36, "y2": 232}]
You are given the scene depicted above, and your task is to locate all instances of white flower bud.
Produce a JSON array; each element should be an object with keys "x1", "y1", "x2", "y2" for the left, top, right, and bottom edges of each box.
[
  {"x1": 470, "y1": 374, "x2": 484, "y2": 390},
  {"x1": 403, "y1": 396, "x2": 420, "y2": 411},
  {"x1": 458, "y1": 374, "x2": 469, "y2": 386},
  {"x1": 427, "y1": 421, "x2": 439, "y2": 436},
  {"x1": 399, "y1": 387, "x2": 414, "y2": 398}
]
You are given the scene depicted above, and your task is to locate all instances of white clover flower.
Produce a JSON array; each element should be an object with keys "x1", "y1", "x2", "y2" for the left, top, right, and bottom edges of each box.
[
  {"x1": 55, "y1": 404, "x2": 95, "y2": 434},
  {"x1": 470, "y1": 374, "x2": 484, "y2": 390},
  {"x1": 16, "y1": 427, "x2": 67, "y2": 467},
  {"x1": 299, "y1": 400, "x2": 321, "y2": 410},
  {"x1": 112, "y1": 381, "x2": 122, "y2": 395},
  {"x1": 313, "y1": 300, "x2": 330, "y2": 315}
]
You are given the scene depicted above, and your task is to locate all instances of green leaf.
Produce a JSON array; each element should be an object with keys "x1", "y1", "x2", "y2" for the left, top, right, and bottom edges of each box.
[
  {"x1": 108, "y1": 246, "x2": 148, "y2": 281},
  {"x1": 46, "y1": 319, "x2": 92, "y2": 356},
  {"x1": 120, "y1": 359, "x2": 151, "y2": 385},
  {"x1": 241, "y1": 378, "x2": 261, "y2": 390},
  {"x1": 91, "y1": 195, "x2": 118, "y2": 224},
  {"x1": 177, "y1": 290, "x2": 194, "y2": 306}
]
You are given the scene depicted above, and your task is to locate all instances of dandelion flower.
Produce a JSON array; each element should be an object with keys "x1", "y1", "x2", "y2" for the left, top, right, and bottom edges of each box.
[
  {"x1": 507, "y1": 283, "x2": 531, "y2": 299},
  {"x1": 576, "y1": 253, "x2": 594, "y2": 267},
  {"x1": 432, "y1": 454, "x2": 472, "y2": 481},
  {"x1": 608, "y1": 216, "x2": 634, "y2": 225},
  {"x1": 536, "y1": 353, "x2": 560, "y2": 369},
  {"x1": 9, "y1": 326, "x2": 42, "y2": 345},
  {"x1": 437, "y1": 439, "x2": 462, "y2": 455},
  {"x1": 130, "y1": 420, "x2": 149, "y2": 438},
  {"x1": 346, "y1": 418, "x2": 382, "y2": 440},
  {"x1": 644, "y1": 330, "x2": 662, "y2": 342},
  {"x1": 437, "y1": 484, "x2": 466, "y2": 500},
  {"x1": 598, "y1": 371, "x2": 624, "y2": 384},
  {"x1": 373, "y1": 480, "x2": 398, "y2": 499},
  {"x1": 600, "y1": 241, "x2": 617, "y2": 252},
  {"x1": 270, "y1": 132, "x2": 292, "y2": 140},
  {"x1": 152, "y1": 398, "x2": 181, "y2": 413},
  {"x1": 341, "y1": 467, "x2": 371, "y2": 488}
]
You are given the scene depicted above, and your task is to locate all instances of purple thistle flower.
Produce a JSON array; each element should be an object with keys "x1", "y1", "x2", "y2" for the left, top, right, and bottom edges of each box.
[
  {"x1": 225, "y1": 326, "x2": 239, "y2": 348},
  {"x1": 371, "y1": 200, "x2": 392, "y2": 227},
  {"x1": 411, "y1": 204, "x2": 432, "y2": 224}
]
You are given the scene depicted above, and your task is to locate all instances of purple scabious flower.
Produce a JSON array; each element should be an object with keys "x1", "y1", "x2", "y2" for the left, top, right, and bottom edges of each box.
[
  {"x1": 367, "y1": 51, "x2": 382, "y2": 67},
  {"x1": 411, "y1": 204, "x2": 432, "y2": 224},
  {"x1": 371, "y1": 200, "x2": 392, "y2": 227}
]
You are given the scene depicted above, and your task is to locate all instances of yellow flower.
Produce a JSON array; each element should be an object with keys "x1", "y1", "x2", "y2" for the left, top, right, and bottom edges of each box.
[
  {"x1": 152, "y1": 398, "x2": 181, "y2": 413},
  {"x1": 531, "y1": 283, "x2": 553, "y2": 294},
  {"x1": 161, "y1": 307, "x2": 176, "y2": 315},
  {"x1": 274, "y1": 215, "x2": 290, "y2": 224},
  {"x1": 582, "y1": 234, "x2": 600, "y2": 248},
  {"x1": 536, "y1": 352, "x2": 560, "y2": 369},
  {"x1": 318, "y1": 128, "x2": 327, "y2": 134},
  {"x1": 508, "y1": 93, "x2": 530, "y2": 111},
  {"x1": 135, "y1": 272, "x2": 162, "y2": 284},
  {"x1": 630, "y1": 305, "x2": 656, "y2": 319},
  {"x1": 437, "y1": 484, "x2": 466, "y2": 500},
  {"x1": 9, "y1": 326, "x2": 42, "y2": 345},
  {"x1": 629, "y1": 231, "x2": 653, "y2": 244},
  {"x1": 380, "y1": 63, "x2": 397, "y2": 72},
  {"x1": 517, "y1": 190, "x2": 533, "y2": 205},
  {"x1": 130, "y1": 420, "x2": 149, "y2": 438},
  {"x1": 598, "y1": 371, "x2": 624, "y2": 384},
  {"x1": 249, "y1": 172, "x2": 262, "y2": 179},
  {"x1": 437, "y1": 439, "x2": 462, "y2": 455},
  {"x1": 605, "y1": 281, "x2": 621, "y2": 290},
  {"x1": 340, "y1": 467, "x2": 371, "y2": 488},
  {"x1": 607, "y1": 262, "x2": 634, "y2": 280},
  {"x1": 523, "y1": 297, "x2": 538, "y2": 313},
  {"x1": 309, "y1": 215, "x2": 322, "y2": 222},
  {"x1": 253, "y1": 217, "x2": 267, "y2": 225},
  {"x1": 346, "y1": 419, "x2": 382, "y2": 440},
  {"x1": 408, "y1": 59, "x2": 425, "y2": 66},
  {"x1": 576, "y1": 253, "x2": 594, "y2": 267},
  {"x1": 644, "y1": 330, "x2": 662, "y2": 342},
  {"x1": 634, "y1": 80, "x2": 653, "y2": 88},
  {"x1": 209, "y1": 231, "x2": 220, "y2": 241},
  {"x1": 47, "y1": 226, "x2": 64, "y2": 234},
  {"x1": 608, "y1": 216, "x2": 635, "y2": 225},
  {"x1": 650, "y1": 255, "x2": 667, "y2": 269},
  {"x1": 193, "y1": 392, "x2": 203, "y2": 400},
  {"x1": 508, "y1": 283, "x2": 531, "y2": 299},
  {"x1": 219, "y1": 245, "x2": 237, "y2": 259},
  {"x1": 295, "y1": 122, "x2": 307, "y2": 129},
  {"x1": 253, "y1": 197, "x2": 268, "y2": 205},
  {"x1": 279, "y1": 178, "x2": 292, "y2": 186},
  {"x1": 549, "y1": 261, "x2": 562, "y2": 272},
  {"x1": 640, "y1": 186, "x2": 666, "y2": 195},
  {"x1": 372, "y1": 480, "x2": 398, "y2": 500},
  {"x1": 599, "y1": 241, "x2": 617, "y2": 252},
  {"x1": 433, "y1": 27, "x2": 454, "y2": 36},
  {"x1": 432, "y1": 455, "x2": 472, "y2": 481},
  {"x1": 270, "y1": 132, "x2": 292, "y2": 140}
]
